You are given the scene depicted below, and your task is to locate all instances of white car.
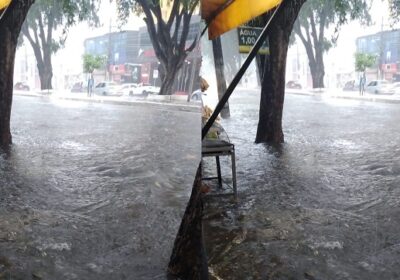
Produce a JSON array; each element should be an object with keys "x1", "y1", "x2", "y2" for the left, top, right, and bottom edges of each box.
[
  {"x1": 136, "y1": 84, "x2": 160, "y2": 95},
  {"x1": 94, "y1": 81, "x2": 120, "y2": 96},
  {"x1": 365, "y1": 80, "x2": 391, "y2": 94},
  {"x1": 388, "y1": 82, "x2": 400, "y2": 95},
  {"x1": 116, "y1": 83, "x2": 140, "y2": 96},
  {"x1": 190, "y1": 89, "x2": 218, "y2": 108}
]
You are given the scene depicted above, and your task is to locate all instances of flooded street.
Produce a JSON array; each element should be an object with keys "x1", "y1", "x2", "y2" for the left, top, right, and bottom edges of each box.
[
  {"x1": 204, "y1": 90, "x2": 400, "y2": 280},
  {"x1": 0, "y1": 96, "x2": 201, "y2": 279},
  {"x1": 1, "y1": 92, "x2": 400, "y2": 280}
]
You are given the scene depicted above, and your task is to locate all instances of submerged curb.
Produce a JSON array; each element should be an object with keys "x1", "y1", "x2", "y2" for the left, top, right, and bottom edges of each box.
[
  {"x1": 285, "y1": 89, "x2": 400, "y2": 104},
  {"x1": 14, "y1": 91, "x2": 201, "y2": 113}
]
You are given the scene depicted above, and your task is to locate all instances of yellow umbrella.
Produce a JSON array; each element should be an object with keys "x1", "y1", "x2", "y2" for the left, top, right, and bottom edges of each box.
[
  {"x1": 0, "y1": 0, "x2": 11, "y2": 10},
  {"x1": 201, "y1": 0, "x2": 282, "y2": 39}
]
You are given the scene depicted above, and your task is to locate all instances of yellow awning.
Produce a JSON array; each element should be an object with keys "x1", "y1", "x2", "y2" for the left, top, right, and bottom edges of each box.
[
  {"x1": 0, "y1": 0, "x2": 11, "y2": 10},
  {"x1": 201, "y1": 0, "x2": 282, "y2": 39}
]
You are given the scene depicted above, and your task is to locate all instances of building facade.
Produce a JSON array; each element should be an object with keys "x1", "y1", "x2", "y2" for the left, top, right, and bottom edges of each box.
[
  {"x1": 84, "y1": 17, "x2": 202, "y2": 94},
  {"x1": 356, "y1": 29, "x2": 400, "y2": 81}
]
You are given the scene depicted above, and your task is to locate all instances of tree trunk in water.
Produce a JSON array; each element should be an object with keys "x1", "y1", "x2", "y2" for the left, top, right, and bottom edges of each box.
[
  {"x1": 212, "y1": 37, "x2": 230, "y2": 118},
  {"x1": 38, "y1": 63, "x2": 53, "y2": 90},
  {"x1": 255, "y1": 0, "x2": 306, "y2": 144},
  {"x1": 256, "y1": 54, "x2": 267, "y2": 84},
  {"x1": 159, "y1": 61, "x2": 182, "y2": 95},
  {"x1": 0, "y1": 1, "x2": 34, "y2": 148},
  {"x1": 168, "y1": 164, "x2": 208, "y2": 280},
  {"x1": 309, "y1": 55, "x2": 325, "y2": 88},
  {"x1": 0, "y1": 30, "x2": 15, "y2": 148}
]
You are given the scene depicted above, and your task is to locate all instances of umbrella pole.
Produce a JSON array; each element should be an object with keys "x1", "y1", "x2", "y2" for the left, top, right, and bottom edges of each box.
[{"x1": 202, "y1": 4, "x2": 281, "y2": 139}]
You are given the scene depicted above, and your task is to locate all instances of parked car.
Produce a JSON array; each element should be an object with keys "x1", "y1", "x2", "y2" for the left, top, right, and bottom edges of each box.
[
  {"x1": 365, "y1": 80, "x2": 391, "y2": 94},
  {"x1": 116, "y1": 83, "x2": 140, "y2": 96},
  {"x1": 14, "y1": 82, "x2": 30, "y2": 91},
  {"x1": 190, "y1": 89, "x2": 218, "y2": 108},
  {"x1": 137, "y1": 84, "x2": 160, "y2": 95},
  {"x1": 70, "y1": 81, "x2": 86, "y2": 93},
  {"x1": 93, "y1": 81, "x2": 119, "y2": 96},
  {"x1": 343, "y1": 80, "x2": 358, "y2": 91},
  {"x1": 190, "y1": 89, "x2": 204, "y2": 101},
  {"x1": 387, "y1": 82, "x2": 400, "y2": 95},
  {"x1": 286, "y1": 80, "x2": 302, "y2": 89}
]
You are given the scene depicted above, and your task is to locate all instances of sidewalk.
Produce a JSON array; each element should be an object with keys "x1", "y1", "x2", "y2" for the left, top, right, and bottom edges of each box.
[
  {"x1": 13, "y1": 90, "x2": 201, "y2": 112},
  {"x1": 285, "y1": 88, "x2": 400, "y2": 104}
]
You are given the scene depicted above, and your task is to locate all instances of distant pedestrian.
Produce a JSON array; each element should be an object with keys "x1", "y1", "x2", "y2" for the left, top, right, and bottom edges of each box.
[
  {"x1": 87, "y1": 74, "x2": 94, "y2": 97},
  {"x1": 359, "y1": 72, "x2": 366, "y2": 96}
]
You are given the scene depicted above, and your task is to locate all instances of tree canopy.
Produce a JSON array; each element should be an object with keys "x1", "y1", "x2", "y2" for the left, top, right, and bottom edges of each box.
[
  {"x1": 21, "y1": 0, "x2": 100, "y2": 89},
  {"x1": 293, "y1": 0, "x2": 371, "y2": 88},
  {"x1": 355, "y1": 52, "x2": 376, "y2": 72},
  {"x1": 116, "y1": 0, "x2": 199, "y2": 95},
  {"x1": 83, "y1": 53, "x2": 106, "y2": 73},
  {"x1": 389, "y1": 0, "x2": 400, "y2": 20}
]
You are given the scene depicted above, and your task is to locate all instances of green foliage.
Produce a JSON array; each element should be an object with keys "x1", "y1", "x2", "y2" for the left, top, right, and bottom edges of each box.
[
  {"x1": 23, "y1": 0, "x2": 99, "y2": 52},
  {"x1": 293, "y1": 0, "x2": 371, "y2": 87},
  {"x1": 116, "y1": 0, "x2": 198, "y2": 23},
  {"x1": 355, "y1": 52, "x2": 376, "y2": 72},
  {"x1": 389, "y1": 0, "x2": 400, "y2": 22},
  {"x1": 296, "y1": 0, "x2": 371, "y2": 46},
  {"x1": 115, "y1": 0, "x2": 200, "y2": 95},
  {"x1": 83, "y1": 54, "x2": 106, "y2": 73}
]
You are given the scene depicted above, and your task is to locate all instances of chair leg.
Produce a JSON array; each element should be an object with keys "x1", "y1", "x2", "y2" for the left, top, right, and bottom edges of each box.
[
  {"x1": 231, "y1": 151, "x2": 237, "y2": 201},
  {"x1": 216, "y1": 156, "x2": 222, "y2": 188}
]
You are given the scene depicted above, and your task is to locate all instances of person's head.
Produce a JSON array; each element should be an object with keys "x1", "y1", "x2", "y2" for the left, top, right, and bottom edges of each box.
[{"x1": 200, "y1": 77, "x2": 209, "y2": 92}]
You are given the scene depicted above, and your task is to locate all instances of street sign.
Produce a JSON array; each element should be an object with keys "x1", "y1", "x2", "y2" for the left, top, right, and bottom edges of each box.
[{"x1": 237, "y1": 26, "x2": 269, "y2": 54}]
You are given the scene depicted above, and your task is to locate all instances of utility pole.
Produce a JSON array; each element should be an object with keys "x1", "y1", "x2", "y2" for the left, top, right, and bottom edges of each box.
[
  {"x1": 378, "y1": 16, "x2": 384, "y2": 80},
  {"x1": 107, "y1": 17, "x2": 112, "y2": 81},
  {"x1": 212, "y1": 37, "x2": 230, "y2": 118}
]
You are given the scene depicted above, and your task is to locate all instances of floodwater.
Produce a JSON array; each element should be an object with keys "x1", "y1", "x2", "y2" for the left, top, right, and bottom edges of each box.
[
  {"x1": 0, "y1": 96, "x2": 201, "y2": 279},
  {"x1": 1, "y1": 92, "x2": 400, "y2": 280},
  {"x1": 204, "y1": 90, "x2": 400, "y2": 280}
]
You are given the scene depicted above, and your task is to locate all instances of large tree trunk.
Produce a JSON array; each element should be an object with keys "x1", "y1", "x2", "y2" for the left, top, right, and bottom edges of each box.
[
  {"x1": 212, "y1": 37, "x2": 230, "y2": 118},
  {"x1": 168, "y1": 164, "x2": 208, "y2": 279},
  {"x1": 0, "y1": 1, "x2": 35, "y2": 148},
  {"x1": 255, "y1": 0, "x2": 306, "y2": 144},
  {"x1": 159, "y1": 66, "x2": 176, "y2": 95},
  {"x1": 0, "y1": 29, "x2": 15, "y2": 148},
  {"x1": 256, "y1": 54, "x2": 267, "y2": 85},
  {"x1": 38, "y1": 61, "x2": 53, "y2": 90},
  {"x1": 23, "y1": 33, "x2": 54, "y2": 90},
  {"x1": 159, "y1": 58, "x2": 184, "y2": 95},
  {"x1": 309, "y1": 52, "x2": 325, "y2": 88}
]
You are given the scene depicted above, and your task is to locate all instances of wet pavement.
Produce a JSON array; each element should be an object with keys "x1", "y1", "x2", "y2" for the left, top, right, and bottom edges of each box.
[
  {"x1": 0, "y1": 96, "x2": 201, "y2": 279},
  {"x1": 204, "y1": 90, "x2": 400, "y2": 280}
]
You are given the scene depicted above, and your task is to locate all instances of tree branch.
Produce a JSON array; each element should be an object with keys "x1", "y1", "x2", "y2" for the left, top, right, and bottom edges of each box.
[
  {"x1": 172, "y1": 9, "x2": 184, "y2": 44},
  {"x1": 294, "y1": 20, "x2": 316, "y2": 65},
  {"x1": 309, "y1": 11, "x2": 319, "y2": 49},
  {"x1": 38, "y1": 14, "x2": 48, "y2": 57},
  {"x1": 167, "y1": 0, "x2": 180, "y2": 29},
  {"x1": 22, "y1": 23, "x2": 44, "y2": 67},
  {"x1": 138, "y1": 0, "x2": 167, "y2": 64}
]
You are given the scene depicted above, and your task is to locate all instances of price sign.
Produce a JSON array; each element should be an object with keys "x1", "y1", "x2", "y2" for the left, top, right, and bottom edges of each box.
[{"x1": 237, "y1": 26, "x2": 269, "y2": 54}]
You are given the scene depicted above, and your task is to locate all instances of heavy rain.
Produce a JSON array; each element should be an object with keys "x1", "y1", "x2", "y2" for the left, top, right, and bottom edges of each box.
[{"x1": 1, "y1": 0, "x2": 400, "y2": 279}]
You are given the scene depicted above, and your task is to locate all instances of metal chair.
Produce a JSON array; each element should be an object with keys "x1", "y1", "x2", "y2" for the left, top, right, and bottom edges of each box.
[{"x1": 201, "y1": 139, "x2": 237, "y2": 200}]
